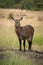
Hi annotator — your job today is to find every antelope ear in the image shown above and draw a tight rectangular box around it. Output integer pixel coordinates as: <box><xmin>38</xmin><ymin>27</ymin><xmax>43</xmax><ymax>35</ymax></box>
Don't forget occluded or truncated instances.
<box><xmin>20</xmin><ymin>17</ymin><xmax>23</xmax><ymax>20</ymax></box>
<box><xmin>11</xmin><ymin>16</ymin><xmax>15</xmax><ymax>21</ymax></box>
<box><xmin>10</xmin><ymin>16</ymin><xmax>16</xmax><ymax>21</ymax></box>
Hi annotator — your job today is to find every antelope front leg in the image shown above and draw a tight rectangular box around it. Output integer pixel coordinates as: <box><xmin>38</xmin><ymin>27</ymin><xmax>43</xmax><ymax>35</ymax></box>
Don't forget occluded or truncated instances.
<box><xmin>19</xmin><ymin>39</ymin><xmax>22</xmax><ymax>51</ymax></box>
<box><xmin>27</xmin><ymin>40</ymin><xmax>32</xmax><ymax>51</ymax></box>
<box><xmin>23</xmin><ymin>40</ymin><xmax>26</xmax><ymax>51</ymax></box>
<box><xmin>29</xmin><ymin>41</ymin><xmax>32</xmax><ymax>50</ymax></box>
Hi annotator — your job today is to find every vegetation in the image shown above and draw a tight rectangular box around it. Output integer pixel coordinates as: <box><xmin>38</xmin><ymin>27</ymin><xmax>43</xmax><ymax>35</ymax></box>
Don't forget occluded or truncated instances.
<box><xmin>0</xmin><ymin>12</ymin><xmax>43</xmax><ymax>50</ymax></box>
<box><xmin>0</xmin><ymin>0</ymin><xmax>43</xmax><ymax>10</ymax></box>
<box><xmin>0</xmin><ymin>25</ymin><xmax>43</xmax><ymax>49</ymax></box>
<box><xmin>0</xmin><ymin>10</ymin><xmax>43</xmax><ymax>65</ymax></box>
<box><xmin>0</xmin><ymin>51</ymin><xmax>37</xmax><ymax>65</ymax></box>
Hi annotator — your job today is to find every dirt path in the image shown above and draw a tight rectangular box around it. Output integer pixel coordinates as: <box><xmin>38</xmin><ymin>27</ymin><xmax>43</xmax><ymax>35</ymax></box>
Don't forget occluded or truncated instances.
<box><xmin>0</xmin><ymin>48</ymin><xmax>43</xmax><ymax>65</ymax></box>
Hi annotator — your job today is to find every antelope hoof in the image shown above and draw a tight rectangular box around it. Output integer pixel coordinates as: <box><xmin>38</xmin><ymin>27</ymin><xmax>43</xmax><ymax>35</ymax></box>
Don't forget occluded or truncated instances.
<box><xmin>24</xmin><ymin>49</ymin><xmax>26</xmax><ymax>52</ymax></box>
<box><xmin>19</xmin><ymin>49</ymin><xmax>22</xmax><ymax>51</ymax></box>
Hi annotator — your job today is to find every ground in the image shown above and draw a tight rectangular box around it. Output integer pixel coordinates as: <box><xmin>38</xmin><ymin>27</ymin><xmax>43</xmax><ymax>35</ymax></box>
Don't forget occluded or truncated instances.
<box><xmin>0</xmin><ymin>9</ymin><xmax>43</xmax><ymax>65</ymax></box>
<box><xmin>0</xmin><ymin>49</ymin><xmax>43</xmax><ymax>65</ymax></box>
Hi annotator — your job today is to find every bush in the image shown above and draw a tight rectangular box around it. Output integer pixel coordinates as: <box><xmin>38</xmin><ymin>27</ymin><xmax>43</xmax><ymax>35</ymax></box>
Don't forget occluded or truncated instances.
<box><xmin>0</xmin><ymin>0</ymin><xmax>43</xmax><ymax>10</ymax></box>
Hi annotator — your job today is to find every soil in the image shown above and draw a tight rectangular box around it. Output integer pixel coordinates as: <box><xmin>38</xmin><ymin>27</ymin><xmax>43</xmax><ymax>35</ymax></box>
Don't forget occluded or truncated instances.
<box><xmin>0</xmin><ymin>48</ymin><xmax>43</xmax><ymax>65</ymax></box>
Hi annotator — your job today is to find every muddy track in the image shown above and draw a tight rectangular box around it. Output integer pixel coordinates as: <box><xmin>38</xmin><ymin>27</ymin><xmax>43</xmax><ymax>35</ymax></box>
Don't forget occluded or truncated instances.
<box><xmin>0</xmin><ymin>48</ymin><xmax>43</xmax><ymax>65</ymax></box>
<box><xmin>0</xmin><ymin>48</ymin><xmax>43</xmax><ymax>59</ymax></box>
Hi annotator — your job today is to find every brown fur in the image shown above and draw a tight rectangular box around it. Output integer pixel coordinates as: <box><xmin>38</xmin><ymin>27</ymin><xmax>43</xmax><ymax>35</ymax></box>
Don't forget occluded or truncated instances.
<box><xmin>11</xmin><ymin>16</ymin><xmax>34</xmax><ymax>51</ymax></box>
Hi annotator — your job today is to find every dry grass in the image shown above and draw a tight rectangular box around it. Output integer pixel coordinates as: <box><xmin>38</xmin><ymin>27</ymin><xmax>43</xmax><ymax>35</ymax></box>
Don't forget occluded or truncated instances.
<box><xmin>0</xmin><ymin>9</ymin><xmax>43</xmax><ymax>65</ymax></box>
<box><xmin>0</xmin><ymin>9</ymin><xmax>43</xmax><ymax>50</ymax></box>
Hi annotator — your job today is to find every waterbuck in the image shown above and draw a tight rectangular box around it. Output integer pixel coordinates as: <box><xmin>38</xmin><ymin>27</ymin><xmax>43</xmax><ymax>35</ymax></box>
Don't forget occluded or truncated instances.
<box><xmin>10</xmin><ymin>15</ymin><xmax>34</xmax><ymax>51</ymax></box>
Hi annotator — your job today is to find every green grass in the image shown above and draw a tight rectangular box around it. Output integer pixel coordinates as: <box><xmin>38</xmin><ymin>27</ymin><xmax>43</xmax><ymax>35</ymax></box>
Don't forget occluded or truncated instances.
<box><xmin>0</xmin><ymin>27</ymin><xmax>18</xmax><ymax>49</ymax></box>
<box><xmin>33</xmin><ymin>33</ymin><xmax>43</xmax><ymax>45</ymax></box>
<box><xmin>0</xmin><ymin>24</ymin><xmax>43</xmax><ymax>49</ymax></box>
<box><xmin>0</xmin><ymin>51</ymin><xmax>37</xmax><ymax>65</ymax></box>
<box><xmin>33</xmin><ymin>27</ymin><xmax>43</xmax><ymax>45</ymax></box>
<box><xmin>0</xmin><ymin>20</ymin><xmax>43</xmax><ymax>65</ymax></box>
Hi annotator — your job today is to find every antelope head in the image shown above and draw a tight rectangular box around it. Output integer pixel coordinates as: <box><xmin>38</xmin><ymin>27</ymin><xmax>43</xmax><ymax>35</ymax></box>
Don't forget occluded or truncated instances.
<box><xmin>10</xmin><ymin>14</ymin><xmax>23</xmax><ymax>28</ymax></box>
